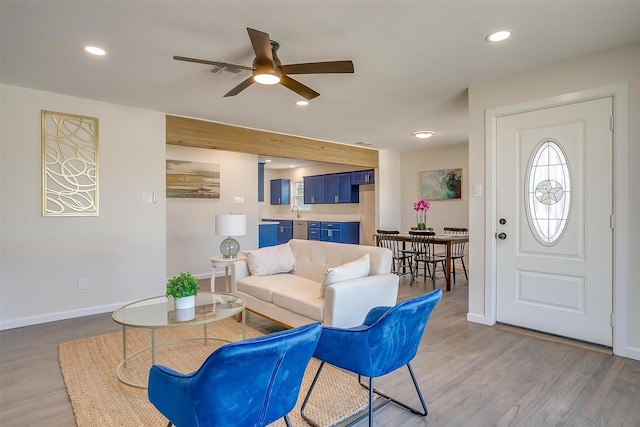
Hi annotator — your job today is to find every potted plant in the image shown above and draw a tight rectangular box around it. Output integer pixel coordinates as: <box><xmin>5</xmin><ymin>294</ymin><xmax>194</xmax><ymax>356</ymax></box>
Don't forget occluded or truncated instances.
<box><xmin>166</xmin><ymin>272</ymin><xmax>200</xmax><ymax>310</ymax></box>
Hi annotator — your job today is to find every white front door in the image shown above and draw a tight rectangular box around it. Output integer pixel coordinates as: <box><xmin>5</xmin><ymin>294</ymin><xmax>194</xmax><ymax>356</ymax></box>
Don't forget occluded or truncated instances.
<box><xmin>496</xmin><ymin>97</ymin><xmax>613</xmax><ymax>346</ymax></box>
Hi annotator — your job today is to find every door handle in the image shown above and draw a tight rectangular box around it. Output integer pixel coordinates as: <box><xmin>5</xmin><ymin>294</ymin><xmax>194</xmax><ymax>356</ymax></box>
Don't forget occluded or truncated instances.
<box><xmin>497</xmin><ymin>232</ymin><xmax>507</xmax><ymax>240</ymax></box>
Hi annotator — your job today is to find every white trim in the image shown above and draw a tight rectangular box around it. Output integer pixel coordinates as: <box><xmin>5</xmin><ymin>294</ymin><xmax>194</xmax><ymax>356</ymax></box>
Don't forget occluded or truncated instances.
<box><xmin>467</xmin><ymin>312</ymin><xmax>491</xmax><ymax>325</ymax></box>
<box><xmin>484</xmin><ymin>83</ymin><xmax>632</xmax><ymax>359</ymax></box>
<box><xmin>0</xmin><ymin>301</ymin><xmax>129</xmax><ymax>331</ymax></box>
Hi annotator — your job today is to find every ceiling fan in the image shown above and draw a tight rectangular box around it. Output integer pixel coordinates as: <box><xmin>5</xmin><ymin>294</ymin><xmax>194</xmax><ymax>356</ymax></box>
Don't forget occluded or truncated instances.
<box><xmin>173</xmin><ymin>27</ymin><xmax>354</xmax><ymax>100</ymax></box>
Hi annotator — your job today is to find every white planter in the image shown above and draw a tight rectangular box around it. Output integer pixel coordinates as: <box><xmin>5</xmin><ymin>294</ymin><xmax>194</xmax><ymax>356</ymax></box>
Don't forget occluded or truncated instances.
<box><xmin>175</xmin><ymin>306</ymin><xmax>195</xmax><ymax>321</ymax></box>
<box><xmin>174</xmin><ymin>295</ymin><xmax>195</xmax><ymax>310</ymax></box>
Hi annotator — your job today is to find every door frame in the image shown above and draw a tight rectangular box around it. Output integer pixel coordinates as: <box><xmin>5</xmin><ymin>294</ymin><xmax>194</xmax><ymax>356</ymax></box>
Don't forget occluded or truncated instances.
<box><xmin>483</xmin><ymin>83</ymin><xmax>630</xmax><ymax>358</ymax></box>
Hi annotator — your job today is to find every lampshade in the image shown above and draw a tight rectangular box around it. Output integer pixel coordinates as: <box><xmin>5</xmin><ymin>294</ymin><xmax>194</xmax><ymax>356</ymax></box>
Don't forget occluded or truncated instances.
<box><xmin>215</xmin><ymin>214</ymin><xmax>246</xmax><ymax>258</ymax></box>
<box><xmin>215</xmin><ymin>214</ymin><xmax>246</xmax><ymax>237</ymax></box>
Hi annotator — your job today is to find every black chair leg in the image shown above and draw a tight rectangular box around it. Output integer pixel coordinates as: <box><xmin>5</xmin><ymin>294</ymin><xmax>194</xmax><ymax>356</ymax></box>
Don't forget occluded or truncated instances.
<box><xmin>461</xmin><ymin>258</ymin><xmax>468</xmax><ymax>280</ymax></box>
<box><xmin>357</xmin><ymin>362</ymin><xmax>428</xmax><ymax>418</ymax></box>
<box><xmin>300</xmin><ymin>362</ymin><xmax>325</xmax><ymax>427</ymax></box>
<box><xmin>283</xmin><ymin>414</ymin><xmax>292</xmax><ymax>427</ymax></box>
<box><xmin>452</xmin><ymin>260</ymin><xmax>457</xmax><ymax>284</ymax></box>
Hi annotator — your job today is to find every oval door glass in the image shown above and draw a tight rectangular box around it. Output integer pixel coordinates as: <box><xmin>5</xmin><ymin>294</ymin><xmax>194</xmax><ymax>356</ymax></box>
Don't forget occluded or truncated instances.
<box><xmin>525</xmin><ymin>139</ymin><xmax>571</xmax><ymax>246</ymax></box>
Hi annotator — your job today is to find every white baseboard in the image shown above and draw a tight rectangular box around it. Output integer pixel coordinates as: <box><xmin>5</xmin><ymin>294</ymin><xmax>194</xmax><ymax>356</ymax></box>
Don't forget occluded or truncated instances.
<box><xmin>0</xmin><ymin>301</ymin><xmax>132</xmax><ymax>331</ymax></box>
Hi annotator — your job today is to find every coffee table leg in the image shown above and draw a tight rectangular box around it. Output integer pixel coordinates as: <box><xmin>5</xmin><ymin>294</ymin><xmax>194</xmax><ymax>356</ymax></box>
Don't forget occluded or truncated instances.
<box><xmin>151</xmin><ymin>328</ymin><xmax>156</xmax><ymax>366</ymax></box>
<box><xmin>241</xmin><ymin>307</ymin><xmax>246</xmax><ymax>339</ymax></box>
<box><xmin>122</xmin><ymin>325</ymin><xmax>127</xmax><ymax>367</ymax></box>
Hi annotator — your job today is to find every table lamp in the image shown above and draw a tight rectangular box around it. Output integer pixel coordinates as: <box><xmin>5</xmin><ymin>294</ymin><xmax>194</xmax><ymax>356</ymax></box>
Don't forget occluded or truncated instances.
<box><xmin>215</xmin><ymin>213</ymin><xmax>246</xmax><ymax>258</ymax></box>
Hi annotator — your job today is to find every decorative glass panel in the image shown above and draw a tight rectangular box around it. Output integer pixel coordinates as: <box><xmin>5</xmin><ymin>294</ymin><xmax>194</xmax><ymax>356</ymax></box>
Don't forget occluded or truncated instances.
<box><xmin>525</xmin><ymin>139</ymin><xmax>571</xmax><ymax>246</ymax></box>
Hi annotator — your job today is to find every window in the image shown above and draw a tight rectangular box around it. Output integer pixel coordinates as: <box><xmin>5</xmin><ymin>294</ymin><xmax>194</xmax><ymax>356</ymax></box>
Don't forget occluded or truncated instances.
<box><xmin>525</xmin><ymin>139</ymin><xmax>571</xmax><ymax>246</ymax></box>
<box><xmin>292</xmin><ymin>181</ymin><xmax>311</xmax><ymax>211</ymax></box>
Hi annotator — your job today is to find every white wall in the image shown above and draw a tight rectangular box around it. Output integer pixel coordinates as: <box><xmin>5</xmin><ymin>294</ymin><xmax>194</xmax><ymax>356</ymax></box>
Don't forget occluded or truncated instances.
<box><xmin>377</xmin><ymin>149</ymin><xmax>402</xmax><ymax>231</ymax></box>
<box><xmin>400</xmin><ymin>143</ymin><xmax>469</xmax><ymax>233</ymax></box>
<box><xmin>166</xmin><ymin>146</ymin><xmax>259</xmax><ymax>279</ymax></box>
<box><xmin>468</xmin><ymin>43</ymin><xmax>639</xmax><ymax>358</ymax></box>
<box><xmin>0</xmin><ymin>85</ymin><xmax>166</xmax><ymax>329</ymax></box>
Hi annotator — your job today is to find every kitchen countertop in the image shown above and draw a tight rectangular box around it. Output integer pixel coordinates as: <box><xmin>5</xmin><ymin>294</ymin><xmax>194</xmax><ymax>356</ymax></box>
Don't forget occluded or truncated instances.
<box><xmin>261</xmin><ymin>215</ymin><xmax>362</xmax><ymax>222</ymax></box>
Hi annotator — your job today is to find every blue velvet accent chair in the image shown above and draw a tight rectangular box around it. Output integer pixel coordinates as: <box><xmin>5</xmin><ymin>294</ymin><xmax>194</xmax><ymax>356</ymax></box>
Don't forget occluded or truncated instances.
<box><xmin>301</xmin><ymin>289</ymin><xmax>442</xmax><ymax>427</ymax></box>
<box><xmin>148</xmin><ymin>322</ymin><xmax>322</xmax><ymax>427</ymax></box>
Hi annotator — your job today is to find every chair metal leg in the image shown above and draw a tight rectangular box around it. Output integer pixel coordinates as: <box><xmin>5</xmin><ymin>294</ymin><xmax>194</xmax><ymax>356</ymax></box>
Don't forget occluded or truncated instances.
<box><xmin>358</xmin><ymin>362</ymin><xmax>428</xmax><ymax>417</ymax></box>
<box><xmin>283</xmin><ymin>414</ymin><xmax>292</xmax><ymax>427</ymax></box>
<box><xmin>300</xmin><ymin>361</ymin><xmax>326</xmax><ymax>427</ymax></box>
<box><xmin>461</xmin><ymin>257</ymin><xmax>468</xmax><ymax>280</ymax></box>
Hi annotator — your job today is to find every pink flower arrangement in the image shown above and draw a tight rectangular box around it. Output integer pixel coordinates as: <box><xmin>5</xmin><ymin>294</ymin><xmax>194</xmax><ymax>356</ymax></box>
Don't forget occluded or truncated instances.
<box><xmin>413</xmin><ymin>199</ymin><xmax>430</xmax><ymax>230</ymax></box>
<box><xmin>413</xmin><ymin>199</ymin><xmax>431</xmax><ymax>212</ymax></box>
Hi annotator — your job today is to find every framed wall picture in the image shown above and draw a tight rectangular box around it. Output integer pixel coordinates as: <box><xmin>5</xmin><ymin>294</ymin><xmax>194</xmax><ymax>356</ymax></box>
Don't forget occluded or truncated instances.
<box><xmin>421</xmin><ymin>168</ymin><xmax>462</xmax><ymax>200</ymax></box>
<box><xmin>166</xmin><ymin>160</ymin><xmax>220</xmax><ymax>198</ymax></box>
<box><xmin>42</xmin><ymin>110</ymin><xmax>99</xmax><ymax>216</ymax></box>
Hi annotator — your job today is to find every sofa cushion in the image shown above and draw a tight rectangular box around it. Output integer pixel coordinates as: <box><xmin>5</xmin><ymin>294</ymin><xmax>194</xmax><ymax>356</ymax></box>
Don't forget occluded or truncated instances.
<box><xmin>245</xmin><ymin>244</ymin><xmax>296</xmax><ymax>276</ymax></box>
<box><xmin>272</xmin><ymin>284</ymin><xmax>324</xmax><ymax>322</ymax></box>
<box><xmin>321</xmin><ymin>253</ymin><xmax>370</xmax><ymax>297</ymax></box>
<box><xmin>237</xmin><ymin>273</ymin><xmax>319</xmax><ymax>303</ymax></box>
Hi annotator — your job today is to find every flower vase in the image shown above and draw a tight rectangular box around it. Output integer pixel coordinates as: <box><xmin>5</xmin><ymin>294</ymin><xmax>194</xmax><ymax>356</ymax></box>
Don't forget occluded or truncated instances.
<box><xmin>416</xmin><ymin>211</ymin><xmax>426</xmax><ymax>230</ymax></box>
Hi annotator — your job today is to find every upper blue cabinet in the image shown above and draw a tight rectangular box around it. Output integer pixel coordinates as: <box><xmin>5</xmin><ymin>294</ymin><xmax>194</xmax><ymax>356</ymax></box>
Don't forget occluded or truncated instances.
<box><xmin>325</xmin><ymin>173</ymin><xmax>359</xmax><ymax>204</ymax></box>
<box><xmin>303</xmin><ymin>175</ymin><xmax>325</xmax><ymax>204</ymax></box>
<box><xmin>270</xmin><ymin>179</ymin><xmax>290</xmax><ymax>205</ymax></box>
<box><xmin>351</xmin><ymin>169</ymin><xmax>375</xmax><ymax>185</ymax></box>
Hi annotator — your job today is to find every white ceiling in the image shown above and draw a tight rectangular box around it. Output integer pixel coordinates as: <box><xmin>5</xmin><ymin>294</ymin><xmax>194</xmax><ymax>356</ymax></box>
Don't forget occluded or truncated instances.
<box><xmin>2</xmin><ymin>1</ymin><xmax>639</xmax><ymax>154</ymax></box>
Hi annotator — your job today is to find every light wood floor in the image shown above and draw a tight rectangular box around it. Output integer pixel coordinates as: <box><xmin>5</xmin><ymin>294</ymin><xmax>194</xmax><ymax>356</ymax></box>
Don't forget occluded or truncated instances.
<box><xmin>1</xmin><ymin>274</ymin><xmax>639</xmax><ymax>426</ymax></box>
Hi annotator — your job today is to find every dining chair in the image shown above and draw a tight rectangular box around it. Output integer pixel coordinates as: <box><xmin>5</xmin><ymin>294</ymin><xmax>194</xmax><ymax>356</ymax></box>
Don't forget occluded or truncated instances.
<box><xmin>443</xmin><ymin>227</ymin><xmax>468</xmax><ymax>284</ymax></box>
<box><xmin>408</xmin><ymin>230</ymin><xmax>446</xmax><ymax>289</ymax></box>
<box><xmin>301</xmin><ymin>289</ymin><xmax>442</xmax><ymax>427</ymax></box>
<box><xmin>376</xmin><ymin>229</ymin><xmax>413</xmax><ymax>280</ymax></box>
<box><xmin>148</xmin><ymin>323</ymin><xmax>322</xmax><ymax>427</ymax></box>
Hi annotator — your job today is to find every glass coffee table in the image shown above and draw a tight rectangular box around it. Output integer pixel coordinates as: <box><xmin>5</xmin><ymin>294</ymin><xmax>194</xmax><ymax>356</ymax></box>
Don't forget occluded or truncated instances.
<box><xmin>112</xmin><ymin>292</ymin><xmax>245</xmax><ymax>388</ymax></box>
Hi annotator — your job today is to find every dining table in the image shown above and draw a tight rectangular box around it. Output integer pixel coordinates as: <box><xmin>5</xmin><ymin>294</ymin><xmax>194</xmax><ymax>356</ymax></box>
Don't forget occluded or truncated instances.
<box><xmin>390</xmin><ymin>232</ymin><xmax>469</xmax><ymax>291</ymax></box>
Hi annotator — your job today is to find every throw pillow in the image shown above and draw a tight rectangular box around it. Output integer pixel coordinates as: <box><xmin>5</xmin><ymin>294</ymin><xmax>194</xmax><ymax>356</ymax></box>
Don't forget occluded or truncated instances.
<box><xmin>245</xmin><ymin>244</ymin><xmax>296</xmax><ymax>276</ymax></box>
<box><xmin>321</xmin><ymin>253</ymin><xmax>370</xmax><ymax>298</ymax></box>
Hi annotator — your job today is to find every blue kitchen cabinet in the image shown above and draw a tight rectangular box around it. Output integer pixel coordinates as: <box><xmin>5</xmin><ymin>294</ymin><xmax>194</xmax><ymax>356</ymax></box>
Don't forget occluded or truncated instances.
<box><xmin>303</xmin><ymin>175</ymin><xmax>325</xmax><ymax>204</ymax></box>
<box><xmin>320</xmin><ymin>222</ymin><xmax>360</xmax><ymax>244</ymax></box>
<box><xmin>258</xmin><ymin>222</ymin><xmax>277</xmax><ymax>247</ymax></box>
<box><xmin>270</xmin><ymin>179</ymin><xmax>290</xmax><ymax>205</ymax></box>
<box><xmin>325</xmin><ymin>173</ymin><xmax>359</xmax><ymax>204</ymax></box>
<box><xmin>263</xmin><ymin>219</ymin><xmax>293</xmax><ymax>244</ymax></box>
<box><xmin>351</xmin><ymin>169</ymin><xmax>375</xmax><ymax>185</ymax></box>
<box><xmin>308</xmin><ymin>221</ymin><xmax>321</xmax><ymax>240</ymax></box>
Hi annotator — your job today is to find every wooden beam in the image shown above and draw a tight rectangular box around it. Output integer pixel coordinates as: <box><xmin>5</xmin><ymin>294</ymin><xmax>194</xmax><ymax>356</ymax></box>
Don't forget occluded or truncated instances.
<box><xmin>166</xmin><ymin>115</ymin><xmax>378</xmax><ymax>168</ymax></box>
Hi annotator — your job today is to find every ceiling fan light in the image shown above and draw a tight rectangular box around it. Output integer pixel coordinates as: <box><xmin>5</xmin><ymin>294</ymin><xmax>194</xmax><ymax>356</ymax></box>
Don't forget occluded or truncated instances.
<box><xmin>413</xmin><ymin>131</ymin><xmax>435</xmax><ymax>139</ymax></box>
<box><xmin>253</xmin><ymin>68</ymin><xmax>281</xmax><ymax>85</ymax></box>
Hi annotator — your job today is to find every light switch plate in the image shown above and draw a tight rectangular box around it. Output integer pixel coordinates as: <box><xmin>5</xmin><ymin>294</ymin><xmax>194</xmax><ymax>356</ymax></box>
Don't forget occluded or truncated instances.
<box><xmin>473</xmin><ymin>184</ymin><xmax>482</xmax><ymax>198</ymax></box>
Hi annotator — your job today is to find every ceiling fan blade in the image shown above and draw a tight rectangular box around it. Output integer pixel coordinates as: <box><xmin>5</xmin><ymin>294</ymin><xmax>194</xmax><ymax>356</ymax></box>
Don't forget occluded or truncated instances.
<box><xmin>223</xmin><ymin>76</ymin><xmax>255</xmax><ymax>97</ymax></box>
<box><xmin>247</xmin><ymin>28</ymin><xmax>273</xmax><ymax>67</ymax></box>
<box><xmin>173</xmin><ymin>56</ymin><xmax>253</xmax><ymax>71</ymax></box>
<box><xmin>280</xmin><ymin>75</ymin><xmax>320</xmax><ymax>100</ymax></box>
<box><xmin>280</xmin><ymin>60</ymin><xmax>354</xmax><ymax>75</ymax></box>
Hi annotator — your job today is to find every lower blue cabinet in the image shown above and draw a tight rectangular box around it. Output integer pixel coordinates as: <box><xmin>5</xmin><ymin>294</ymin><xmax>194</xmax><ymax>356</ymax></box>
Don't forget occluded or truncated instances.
<box><xmin>320</xmin><ymin>222</ymin><xmax>359</xmax><ymax>244</ymax></box>
<box><xmin>258</xmin><ymin>223</ymin><xmax>277</xmax><ymax>248</ymax></box>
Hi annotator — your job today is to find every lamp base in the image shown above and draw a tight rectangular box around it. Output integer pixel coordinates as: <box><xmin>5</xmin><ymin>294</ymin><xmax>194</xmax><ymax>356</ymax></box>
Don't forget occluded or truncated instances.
<box><xmin>220</xmin><ymin>237</ymin><xmax>240</xmax><ymax>258</ymax></box>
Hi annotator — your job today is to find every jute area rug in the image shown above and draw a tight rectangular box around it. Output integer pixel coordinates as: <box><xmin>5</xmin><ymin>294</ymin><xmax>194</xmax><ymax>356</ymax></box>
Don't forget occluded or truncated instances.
<box><xmin>59</xmin><ymin>318</ymin><xmax>371</xmax><ymax>427</ymax></box>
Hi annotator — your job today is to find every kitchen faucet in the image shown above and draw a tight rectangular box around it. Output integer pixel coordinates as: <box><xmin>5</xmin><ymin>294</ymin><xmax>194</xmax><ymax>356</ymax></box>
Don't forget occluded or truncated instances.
<box><xmin>293</xmin><ymin>205</ymin><xmax>300</xmax><ymax>218</ymax></box>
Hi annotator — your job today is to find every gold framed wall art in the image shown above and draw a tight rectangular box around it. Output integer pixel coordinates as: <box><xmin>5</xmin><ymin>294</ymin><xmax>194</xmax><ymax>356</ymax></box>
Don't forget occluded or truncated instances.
<box><xmin>42</xmin><ymin>110</ymin><xmax>99</xmax><ymax>216</ymax></box>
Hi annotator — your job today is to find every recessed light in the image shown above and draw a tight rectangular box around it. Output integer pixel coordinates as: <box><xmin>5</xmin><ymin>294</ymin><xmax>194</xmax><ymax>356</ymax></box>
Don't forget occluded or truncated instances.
<box><xmin>412</xmin><ymin>131</ymin><xmax>435</xmax><ymax>139</ymax></box>
<box><xmin>83</xmin><ymin>46</ymin><xmax>106</xmax><ymax>56</ymax></box>
<box><xmin>265</xmin><ymin>159</ymin><xmax>272</xmax><ymax>163</ymax></box>
<box><xmin>296</xmin><ymin>100</ymin><xmax>309</xmax><ymax>106</ymax></box>
<box><xmin>486</xmin><ymin>30</ymin><xmax>511</xmax><ymax>42</ymax></box>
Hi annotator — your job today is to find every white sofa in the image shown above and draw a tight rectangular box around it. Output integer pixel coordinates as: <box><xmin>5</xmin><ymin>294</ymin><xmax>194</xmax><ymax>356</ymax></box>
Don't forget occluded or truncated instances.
<box><xmin>230</xmin><ymin>239</ymin><xmax>399</xmax><ymax>328</ymax></box>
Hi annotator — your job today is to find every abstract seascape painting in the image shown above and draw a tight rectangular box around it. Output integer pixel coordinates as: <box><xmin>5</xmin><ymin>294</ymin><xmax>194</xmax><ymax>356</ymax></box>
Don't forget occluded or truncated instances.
<box><xmin>166</xmin><ymin>160</ymin><xmax>220</xmax><ymax>199</ymax></box>
<box><xmin>421</xmin><ymin>168</ymin><xmax>462</xmax><ymax>200</ymax></box>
